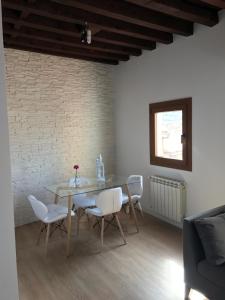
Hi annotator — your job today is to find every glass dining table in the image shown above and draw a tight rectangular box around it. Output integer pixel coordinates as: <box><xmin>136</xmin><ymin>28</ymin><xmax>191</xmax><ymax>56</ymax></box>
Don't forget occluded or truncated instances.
<box><xmin>45</xmin><ymin>175</ymin><xmax>139</xmax><ymax>256</ymax></box>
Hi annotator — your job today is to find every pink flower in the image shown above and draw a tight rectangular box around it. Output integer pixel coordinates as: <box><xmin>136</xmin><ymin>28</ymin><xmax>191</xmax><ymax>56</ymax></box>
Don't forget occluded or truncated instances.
<box><xmin>73</xmin><ymin>164</ymin><xmax>79</xmax><ymax>170</ymax></box>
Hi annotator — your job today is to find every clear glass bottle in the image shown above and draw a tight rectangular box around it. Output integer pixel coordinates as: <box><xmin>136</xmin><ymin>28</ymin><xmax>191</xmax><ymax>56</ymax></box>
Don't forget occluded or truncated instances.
<box><xmin>96</xmin><ymin>154</ymin><xmax>105</xmax><ymax>182</ymax></box>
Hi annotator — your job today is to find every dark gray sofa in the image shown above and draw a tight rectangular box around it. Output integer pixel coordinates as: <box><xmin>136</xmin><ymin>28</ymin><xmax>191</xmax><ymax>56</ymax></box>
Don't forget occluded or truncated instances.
<box><xmin>183</xmin><ymin>205</ymin><xmax>225</xmax><ymax>300</ymax></box>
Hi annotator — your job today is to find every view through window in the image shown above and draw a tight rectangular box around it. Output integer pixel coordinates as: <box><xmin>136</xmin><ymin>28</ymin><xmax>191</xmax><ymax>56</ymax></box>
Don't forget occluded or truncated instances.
<box><xmin>149</xmin><ymin>98</ymin><xmax>192</xmax><ymax>171</ymax></box>
<box><xmin>155</xmin><ymin>110</ymin><xmax>183</xmax><ymax>160</ymax></box>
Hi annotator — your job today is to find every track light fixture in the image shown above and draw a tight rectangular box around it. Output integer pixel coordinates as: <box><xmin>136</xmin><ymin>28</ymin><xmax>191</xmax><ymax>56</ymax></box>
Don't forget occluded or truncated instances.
<box><xmin>80</xmin><ymin>22</ymin><xmax>92</xmax><ymax>45</ymax></box>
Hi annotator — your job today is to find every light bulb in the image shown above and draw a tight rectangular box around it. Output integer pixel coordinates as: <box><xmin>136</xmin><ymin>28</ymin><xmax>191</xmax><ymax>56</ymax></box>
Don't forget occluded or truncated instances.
<box><xmin>87</xmin><ymin>29</ymin><xmax>92</xmax><ymax>44</ymax></box>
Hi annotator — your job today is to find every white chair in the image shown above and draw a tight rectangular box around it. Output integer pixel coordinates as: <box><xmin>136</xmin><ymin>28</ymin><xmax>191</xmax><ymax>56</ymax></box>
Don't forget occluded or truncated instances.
<box><xmin>71</xmin><ymin>176</ymin><xmax>96</xmax><ymax>210</ymax></box>
<box><xmin>28</xmin><ymin>195</ymin><xmax>75</xmax><ymax>254</ymax></box>
<box><xmin>86</xmin><ymin>187</ymin><xmax>126</xmax><ymax>246</ymax></box>
<box><xmin>71</xmin><ymin>177</ymin><xmax>97</xmax><ymax>235</ymax></box>
<box><xmin>123</xmin><ymin>175</ymin><xmax>144</xmax><ymax>217</ymax></box>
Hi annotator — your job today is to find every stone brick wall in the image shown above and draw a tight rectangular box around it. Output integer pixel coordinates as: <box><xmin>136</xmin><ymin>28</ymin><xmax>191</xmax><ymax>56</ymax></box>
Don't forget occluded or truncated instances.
<box><xmin>5</xmin><ymin>49</ymin><xmax>115</xmax><ymax>226</ymax></box>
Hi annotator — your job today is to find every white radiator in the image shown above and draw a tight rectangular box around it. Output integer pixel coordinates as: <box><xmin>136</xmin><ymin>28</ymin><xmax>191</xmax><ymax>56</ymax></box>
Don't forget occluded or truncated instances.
<box><xmin>149</xmin><ymin>176</ymin><xmax>186</xmax><ymax>226</ymax></box>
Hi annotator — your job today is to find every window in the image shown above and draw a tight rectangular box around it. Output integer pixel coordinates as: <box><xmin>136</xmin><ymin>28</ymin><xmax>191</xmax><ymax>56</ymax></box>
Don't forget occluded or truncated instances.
<box><xmin>149</xmin><ymin>98</ymin><xmax>192</xmax><ymax>171</ymax></box>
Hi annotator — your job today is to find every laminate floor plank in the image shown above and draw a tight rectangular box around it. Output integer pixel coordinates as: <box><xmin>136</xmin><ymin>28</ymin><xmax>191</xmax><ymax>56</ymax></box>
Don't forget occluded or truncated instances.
<box><xmin>15</xmin><ymin>214</ymin><xmax>207</xmax><ymax>300</ymax></box>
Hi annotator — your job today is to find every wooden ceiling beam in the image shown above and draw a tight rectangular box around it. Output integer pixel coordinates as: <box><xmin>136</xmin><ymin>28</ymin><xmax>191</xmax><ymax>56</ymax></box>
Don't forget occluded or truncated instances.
<box><xmin>200</xmin><ymin>0</ymin><xmax>225</xmax><ymax>8</ymax></box>
<box><xmin>3</xmin><ymin>23</ymin><xmax>135</xmax><ymax>57</ymax></box>
<box><xmin>126</xmin><ymin>0</ymin><xmax>218</xmax><ymax>26</ymax></box>
<box><xmin>4</xmin><ymin>43</ymin><xmax>119</xmax><ymax>65</ymax></box>
<box><xmin>52</xmin><ymin>0</ymin><xmax>193</xmax><ymax>36</ymax></box>
<box><xmin>4</xmin><ymin>16</ymin><xmax>152</xmax><ymax>51</ymax></box>
<box><xmin>4</xmin><ymin>35</ymin><xmax>129</xmax><ymax>61</ymax></box>
<box><xmin>13</xmin><ymin>0</ymin><xmax>37</xmax><ymax>31</ymax></box>
<box><xmin>2</xmin><ymin>0</ymin><xmax>173</xmax><ymax>44</ymax></box>
<box><xmin>3</xmin><ymin>25</ymin><xmax>130</xmax><ymax>61</ymax></box>
<box><xmin>2</xmin><ymin>11</ymin><xmax>155</xmax><ymax>51</ymax></box>
<box><xmin>3</xmin><ymin>11</ymin><xmax>142</xmax><ymax>56</ymax></box>
<box><xmin>94</xmin><ymin>31</ymin><xmax>156</xmax><ymax>50</ymax></box>
<box><xmin>14</xmin><ymin>10</ymin><xmax>29</xmax><ymax>30</ymax></box>
<box><xmin>4</xmin><ymin>36</ymin><xmax>120</xmax><ymax>64</ymax></box>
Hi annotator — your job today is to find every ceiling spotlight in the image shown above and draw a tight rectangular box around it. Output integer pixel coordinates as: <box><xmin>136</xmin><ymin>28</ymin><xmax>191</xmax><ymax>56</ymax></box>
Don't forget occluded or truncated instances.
<box><xmin>86</xmin><ymin>28</ymin><xmax>92</xmax><ymax>45</ymax></box>
<box><xmin>80</xmin><ymin>22</ymin><xmax>92</xmax><ymax>45</ymax></box>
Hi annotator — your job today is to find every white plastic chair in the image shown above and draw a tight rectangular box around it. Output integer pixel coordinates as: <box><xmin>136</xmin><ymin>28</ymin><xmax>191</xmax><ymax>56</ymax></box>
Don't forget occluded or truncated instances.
<box><xmin>86</xmin><ymin>187</ymin><xmax>126</xmax><ymax>246</ymax></box>
<box><xmin>70</xmin><ymin>177</ymin><xmax>97</xmax><ymax>235</ymax></box>
<box><xmin>71</xmin><ymin>177</ymin><xmax>96</xmax><ymax>210</ymax></box>
<box><xmin>122</xmin><ymin>175</ymin><xmax>144</xmax><ymax>217</ymax></box>
<box><xmin>70</xmin><ymin>177</ymin><xmax>96</xmax><ymax>210</ymax></box>
<box><xmin>28</xmin><ymin>195</ymin><xmax>75</xmax><ymax>254</ymax></box>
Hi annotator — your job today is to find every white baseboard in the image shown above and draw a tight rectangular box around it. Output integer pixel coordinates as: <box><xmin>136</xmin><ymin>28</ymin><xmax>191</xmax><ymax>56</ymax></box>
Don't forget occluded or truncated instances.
<box><xmin>143</xmin><ymin>206</ymin><xmax>183</xmax><ymax>229</ymax></box>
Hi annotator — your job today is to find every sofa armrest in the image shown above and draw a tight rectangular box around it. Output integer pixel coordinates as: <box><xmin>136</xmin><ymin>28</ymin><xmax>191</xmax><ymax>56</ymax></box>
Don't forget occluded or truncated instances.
<box><xmin>183</xmin><ymin>205</ymin><xmax>225</xmax><ymax>284</ymax></box>
<box><xmin>183</xmin><ymin>218</ymin><xmax>205</xmax><ymax>282</ymax></box>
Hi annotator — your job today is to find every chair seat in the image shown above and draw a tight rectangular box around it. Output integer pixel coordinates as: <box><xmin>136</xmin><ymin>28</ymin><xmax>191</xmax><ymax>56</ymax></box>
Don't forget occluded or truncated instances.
<box><xmin>44</xmin><ymin>204</ymin><xmax>75</xmax><ymax>223</ymax></box>
<box><xmin>86</xmin><ymin>207</ymin><xmax>103</xmax><ymax>217</ymax></box>
<box><xmin>73</xmin><ymin>194</ymin><xmax>96</xmax><ymax>209</ymax></box>
<box><xmin>122</xmin><ymin>193</ymin><xmax>141</xmax><ymax>204</ymax></box>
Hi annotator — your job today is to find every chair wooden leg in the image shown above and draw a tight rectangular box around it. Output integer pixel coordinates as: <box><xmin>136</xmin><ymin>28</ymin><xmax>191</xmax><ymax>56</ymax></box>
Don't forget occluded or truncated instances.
<box><xmin>126</xmin><ymin>204</ymin><xmax>130</xmax><ymax>215</ymax></box>
<box><xmin>36</xmin><ymin>222</ymin><xmax>44</xmax><ymax>245</ymax></box>
<box><xmin>137</xmin><ymin>201</ymin><xmax>144</xmax><ymax>218</ymax></box>
<box><xmin>125</xmin><ymin>184</ymin><xmax>139</xmax><ymax>232</ymax></box>
<box><xmin>185</xmin><ymin>284</ymin><xmax>191</xmax><ymax>299</ymax></box>
<box><xmin>45</xmin><ymin>223</ymin><xmax>51</xmax><ymax>256</ymax></box>
<box><xmin>101</xmin><ymin>217</ymin><xmax>104</xmax><ymax>247</ymax></box>
<box><xmin>66</xmin><ymin>194</ymin><xmax>72</xmax><ymax>257</ymax></box>
<box><xmin>86</xmin><ymin>213</ymin><xmax>91</xmax><ymax>229</ymax></box>
<box><xmin>115</xmin><ymin>213</ymin><xmax>127</xmax><ymax>245</ymax></box>
<box><xmin>76</xmin><ymin>207</ymin><xmax>80</xmax><ymax>236</ymax></box>
<box><xmin>123</xmin><ymin>204</ymin><xmax>129</xmax><ymax>215</ymax></box>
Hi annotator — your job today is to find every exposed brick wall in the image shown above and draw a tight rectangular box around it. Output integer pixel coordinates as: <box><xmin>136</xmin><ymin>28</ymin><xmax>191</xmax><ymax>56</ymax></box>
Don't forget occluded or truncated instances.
<box><xmin>5</xmin><ymin>49</ymin><xmax>115</xmax><ymax>226</ymax></box>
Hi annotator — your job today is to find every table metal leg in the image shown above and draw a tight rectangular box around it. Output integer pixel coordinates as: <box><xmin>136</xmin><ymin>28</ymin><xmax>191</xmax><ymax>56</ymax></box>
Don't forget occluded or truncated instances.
<box><xmin>125</xmin><ymin>183</ymin><xmax>139</xmax><ymax>233</ymax></box>
<box><xmin>45</xmin><ymin>223</ymin><xmax>51</xmax><ymax>256</ymax></box>
<box><xmin>54</xmin><ymin>193</ymin><xmax>59</xmax><ymax>204</ymax></box>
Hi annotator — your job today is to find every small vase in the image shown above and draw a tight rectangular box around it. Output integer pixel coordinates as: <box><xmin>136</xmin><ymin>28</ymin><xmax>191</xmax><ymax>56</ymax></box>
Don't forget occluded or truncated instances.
<box><xmin>74</xmin><ymin>175</ymin><xmax>77</xmax><ymax>187</ymax></box>
<box><xmin>74</xmin><ymin>175</ymin><xmax>80</xmax><ymax>187</ymax></box>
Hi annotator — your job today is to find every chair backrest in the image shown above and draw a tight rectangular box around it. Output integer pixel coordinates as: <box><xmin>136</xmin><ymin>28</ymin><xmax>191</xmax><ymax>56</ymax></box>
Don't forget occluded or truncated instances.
<box><xmin>127</xmin><ymin>175</ymin><xmax>143</xmax><ymax>197</ymax></box>
<box><xmin>96</xmin><ymin>187</ymin><xmax>122</xmax><ymax>215</ymax></box>
<box><xmin>27</xmin><ymin>195</ymin><xmax>48</xmax><ymax>222</ymax></box>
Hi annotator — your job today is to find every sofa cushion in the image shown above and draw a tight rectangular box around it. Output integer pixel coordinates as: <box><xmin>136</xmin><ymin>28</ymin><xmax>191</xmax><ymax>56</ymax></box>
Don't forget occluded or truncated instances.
<box><xmin>194</xmin><ymin>213</ymin><xmax>225</xmax><ymax>266</ymax></box>
<box><xmin>198</xmin><ymin>259</ymin><xmax>225</xmax><ymax>290</ymax></box>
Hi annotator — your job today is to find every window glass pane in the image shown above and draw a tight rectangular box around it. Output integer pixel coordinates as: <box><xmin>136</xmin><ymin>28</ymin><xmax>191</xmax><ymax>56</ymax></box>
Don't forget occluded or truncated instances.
<box><xmin>155</xmin><ymin>110</ymin><xmax>183</xmax><ymax>160</ymax></box>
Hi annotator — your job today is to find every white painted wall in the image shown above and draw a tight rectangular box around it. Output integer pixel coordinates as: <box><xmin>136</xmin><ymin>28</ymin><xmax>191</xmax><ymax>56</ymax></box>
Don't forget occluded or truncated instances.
<box><xmin>0</xmin><ymin>2</ymin><xmax>19</xmax><ymax>299</ymax></box>
<box><xmin>113</xmin><ymin>12</ymin><xmax>225</xmax><ymax>217</ymax></box>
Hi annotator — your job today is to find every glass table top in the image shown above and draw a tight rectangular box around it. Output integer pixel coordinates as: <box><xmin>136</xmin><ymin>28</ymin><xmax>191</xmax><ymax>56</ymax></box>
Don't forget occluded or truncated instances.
<box><xmin>45</xmin><ymin>175</ymin><xmax>138</xmax><ymax>198</ymax></box>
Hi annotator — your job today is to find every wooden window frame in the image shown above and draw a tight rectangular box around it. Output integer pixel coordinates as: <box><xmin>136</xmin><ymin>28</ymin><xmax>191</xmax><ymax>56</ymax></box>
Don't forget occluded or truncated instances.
<box><xmin>149</xmin><ymin>98</ymin><xmax>192</xmax><ymax>171</ymax></box>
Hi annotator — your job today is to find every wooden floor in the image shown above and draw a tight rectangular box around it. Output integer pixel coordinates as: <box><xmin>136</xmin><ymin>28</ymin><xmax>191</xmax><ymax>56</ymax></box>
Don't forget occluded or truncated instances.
<box><xmin>16</xmin><ymin>213</ymin><xmax>207</xmax><ymax>300</ymax></box>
